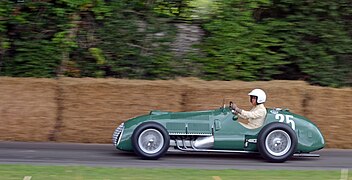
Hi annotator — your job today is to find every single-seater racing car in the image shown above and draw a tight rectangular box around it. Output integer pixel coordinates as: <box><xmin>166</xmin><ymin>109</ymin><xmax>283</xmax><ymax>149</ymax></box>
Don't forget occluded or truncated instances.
<box><xmin>112</xmin><ymin>102</ymin><xmax>325</xmax><ymax>162</ymax></box>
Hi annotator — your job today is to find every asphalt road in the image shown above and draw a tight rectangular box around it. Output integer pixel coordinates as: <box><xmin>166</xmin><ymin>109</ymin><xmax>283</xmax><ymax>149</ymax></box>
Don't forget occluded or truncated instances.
<box><xmin>0</xmin><ymin>142</ymin><xmax>351</xmax><ymax>170</ymax></box>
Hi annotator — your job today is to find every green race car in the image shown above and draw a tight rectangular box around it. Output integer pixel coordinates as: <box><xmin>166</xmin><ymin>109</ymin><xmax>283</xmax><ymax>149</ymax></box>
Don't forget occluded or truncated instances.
<box><xmin>112</xmin><ymin>103</ymin><xmax>325</xmax><ymax>163</ymax></box>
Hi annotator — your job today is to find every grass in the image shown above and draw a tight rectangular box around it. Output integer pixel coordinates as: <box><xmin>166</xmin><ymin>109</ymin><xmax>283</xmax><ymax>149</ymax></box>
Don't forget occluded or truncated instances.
<box><xmin>0</xmin><ymin>164</ymin><xmax>342</xmax><ymax>180</ymax></box>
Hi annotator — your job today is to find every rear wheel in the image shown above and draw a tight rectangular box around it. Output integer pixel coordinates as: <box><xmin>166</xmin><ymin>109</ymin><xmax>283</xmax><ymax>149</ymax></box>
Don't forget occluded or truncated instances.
<box><xmin>257</xmin><ymin>122</ymin><xmax>297</xmax><ymax>163</ymax></box>
<box><xmin>132</xmin><ymin>122</ymin><xmax>170</xmax><ymax>160</ymax></box>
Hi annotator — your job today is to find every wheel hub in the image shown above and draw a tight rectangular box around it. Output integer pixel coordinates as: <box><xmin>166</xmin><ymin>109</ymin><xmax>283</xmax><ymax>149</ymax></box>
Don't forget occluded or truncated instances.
<box><xmin>273</xmin><ymin>138</ymin><xmax>282</xmax><ymax>146</ymax></box>
<box><xmin>265</xmin><ymin>130</ymin><xmax>292</xmax><ymax>156</ymax></box>
<box><xmin>138</xmin><ymin>129</ymin><xmax>164</xmax><ymax>154</ymax></box>
<box><xmin>147</xmin><ymin>139</ymin><xmax>154</xmax><ymax>147</ymax></box>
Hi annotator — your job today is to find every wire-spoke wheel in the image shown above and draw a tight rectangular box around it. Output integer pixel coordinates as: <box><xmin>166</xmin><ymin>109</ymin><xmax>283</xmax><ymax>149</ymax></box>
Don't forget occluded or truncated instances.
<box><xmin>258</xmin><ymin>122</ymin><xmax>297</xmax><ymax>163</ymax></box>
<box><xmin>138</xmin><ymin>129</ymin><xmax>164</xmax><ymax>154</ymax></box>
<box><xmin>132</xmin><ymin>122</ymin><xmax>170</xmax><ymax>160</ymax></box>
<box><xmin>265</xmin><ymin>130</ymin><xmax>291</xmax><ymax>156</ymax></box>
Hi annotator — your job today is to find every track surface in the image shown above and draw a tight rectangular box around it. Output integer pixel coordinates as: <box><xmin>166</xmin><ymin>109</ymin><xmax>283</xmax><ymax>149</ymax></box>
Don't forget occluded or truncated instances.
<box><xmin>0</xmin><ymin>142</ymin><xmax>351</xmax><ymax>170</ymax></box>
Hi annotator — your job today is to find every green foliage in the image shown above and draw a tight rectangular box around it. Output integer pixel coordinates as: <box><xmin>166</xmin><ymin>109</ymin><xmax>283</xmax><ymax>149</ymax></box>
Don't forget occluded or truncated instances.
<box><xmin>198</xmin><ymin>0</ymin><xmax>288</xmax><ymax>81</ymax></box>
<box><xmin>0</xmin><ymin>0</ymin><xmax>351</xmax><ymax>87</ymax></box>
<box><xmin>264</xmin><ymin>0</ymin><xmax>352</xmax><ymax>87</ymax></box>
<box><xmin>197</xmin><ymin>0</ymin><xmax>352</xmax><ymax>86</ymax></box>
<box><xmin>2</xmin><ymin>40</ymin><xmax>60</xmax><ymax>77</ymax></box>
<box><xmin>1</xmin><ymin>1</ymin><xmax>66</xmax><ymax>77</ymax></box>
<box><xmin>0</xmin><ymin>1</ymin><xmax>13</xmax><ymax>70</ymax></box>
<box><xmin>89</xmin><ymin>48</ymin><xmax>105</xmax><ymax>65</ymax></box>
<box><xmin>153</xmin><ymin>0</ymin><xmax>194</xmax><ymax>19</ymax></box>
<box><xmin>69</xmin><ymin>0</ymin><xmax>176</xmax><ymax>79</ymax></box>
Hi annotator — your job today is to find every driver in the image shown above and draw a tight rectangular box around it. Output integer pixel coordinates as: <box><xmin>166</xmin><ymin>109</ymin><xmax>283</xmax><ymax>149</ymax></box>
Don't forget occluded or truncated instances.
<box><xmin>231</xmin><ymin>89</ymin><xmax>267</xmax><ymax>129</ymax></box>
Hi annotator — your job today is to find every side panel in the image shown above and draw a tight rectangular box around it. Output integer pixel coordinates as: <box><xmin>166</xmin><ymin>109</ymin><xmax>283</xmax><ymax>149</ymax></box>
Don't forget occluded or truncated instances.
<box><xmin>166</xmin><ymin>112</ymin><xmax>212</xmax><ymax>135</ymax></box>
<box><xmin>212</xmin><ymin>109</ymin><xmax>260</xmax><ymax>150</ymax></box>
<box><xmin>116</xmin><ymin>111</ymin><xmax>214</xmax><ymax>151</ymax></box>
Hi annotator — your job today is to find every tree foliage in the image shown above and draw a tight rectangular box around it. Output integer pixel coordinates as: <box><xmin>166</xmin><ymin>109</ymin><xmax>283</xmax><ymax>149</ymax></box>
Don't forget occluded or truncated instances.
<box><xmin>198</xmin><ymin>0</ymin><xmax>288</xmax><ymax>81</ymax></box>
<box><xmin>264</xmin><ymin>0</ymin><xmax>352</xmax><ymax>87</ymax></box>
<box><xmin>198</xmin><ymin>0</ymin><xmax>352</xmax><ymax>86</ymax></box>
<box><xmin>0</xmin><ymin>0</ymin><xmax>351</xmax><ymax>87</ymax></box>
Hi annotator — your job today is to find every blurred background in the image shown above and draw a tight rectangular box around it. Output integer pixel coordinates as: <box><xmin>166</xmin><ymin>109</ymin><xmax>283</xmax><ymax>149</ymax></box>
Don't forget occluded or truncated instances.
<box><xmin>0</xmin><ymin>0</ymin><xmax>351</xmax><ymax>148</ymax></box>
<box><xmin>0</xmin><ymin>0</ymin><xmax>351</xmax><ymax>87</ymax></box>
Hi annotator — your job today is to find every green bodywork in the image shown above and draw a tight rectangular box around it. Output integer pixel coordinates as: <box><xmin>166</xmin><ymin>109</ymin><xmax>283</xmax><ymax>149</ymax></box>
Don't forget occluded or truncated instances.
<box><xmin>115</xmin><ymin>107</ymin><xmax>325</xmax><ymax>153</ymax></box>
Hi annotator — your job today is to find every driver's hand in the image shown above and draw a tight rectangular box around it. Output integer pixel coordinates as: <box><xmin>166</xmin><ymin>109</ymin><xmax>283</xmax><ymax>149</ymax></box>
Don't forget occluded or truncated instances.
<box><xmin>231</xmin><ymin>109</ymin><xmax>237</xmax><ymax>114</ymax></box>
<box><xmin>232</xmin><ymin>103</ymin><xmax>238</xmax><ymax>110</ymax></box>
<box><xmin>232</xmin><ymin>103</ymin><xmax>242</xmax><ymax>114</ymax></box>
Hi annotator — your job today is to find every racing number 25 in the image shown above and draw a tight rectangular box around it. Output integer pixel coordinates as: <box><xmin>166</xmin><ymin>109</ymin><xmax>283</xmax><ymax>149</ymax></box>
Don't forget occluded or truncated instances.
<box><xmin>275</xmin><ymin>114</ymin><xmax>296</xmax><ymax>130</ymax></box>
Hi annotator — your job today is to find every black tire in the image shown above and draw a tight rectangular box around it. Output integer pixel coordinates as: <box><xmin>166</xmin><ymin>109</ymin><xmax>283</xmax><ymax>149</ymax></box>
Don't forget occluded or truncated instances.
<box><xmin>257</xmin><ymin>122</ymin><xmax>297</xmax><ymax>163</ymax></box>
<box><xmin>132</xmin><ymin>122</ymin><xmax>170</xmax><ymax>160</ymax></box>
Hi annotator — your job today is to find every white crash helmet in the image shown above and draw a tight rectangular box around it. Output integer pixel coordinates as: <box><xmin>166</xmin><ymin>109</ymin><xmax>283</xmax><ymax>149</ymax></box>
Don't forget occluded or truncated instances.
<box><xmin>248</xmin><ymin>89</ymin><xmax>266</xmax><ymax>104</ymax></box>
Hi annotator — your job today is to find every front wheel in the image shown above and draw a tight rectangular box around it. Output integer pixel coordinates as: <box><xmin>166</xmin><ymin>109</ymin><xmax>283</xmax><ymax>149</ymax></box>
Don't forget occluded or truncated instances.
<box><xmin>132</xmin><ymin>122</ymin><xmax>170</xmax><ymax>160</ymax></box>
<box><xmin>257</xmin><ymin>122</ymin><xmax>297</xmax><ymax>163</ymax></box>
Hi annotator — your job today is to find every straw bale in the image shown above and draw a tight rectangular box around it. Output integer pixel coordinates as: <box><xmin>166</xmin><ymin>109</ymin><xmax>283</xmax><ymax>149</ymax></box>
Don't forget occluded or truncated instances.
<box><xmin>0</xmin><ymin>77</ymin><xmax>57</xmax><ymax>141</ymax></box>
<box><xmin>305</xmin><ymin>86</ymin><xmax>352</xmax><ymax>148</ymax></box>
<box><xmin>0</xmin><ymin>77</ymin><xmax>351</xmax><ymax>149</ymax></box>
<box><xmin>179</xmin><ymin>78</ymin><xmax>306</xmax><ymax>115</ymax></box>
<box><xmin>57</xmin><ymin>78</ymin><xmax>184</xmax><ymax>143</ymax></box>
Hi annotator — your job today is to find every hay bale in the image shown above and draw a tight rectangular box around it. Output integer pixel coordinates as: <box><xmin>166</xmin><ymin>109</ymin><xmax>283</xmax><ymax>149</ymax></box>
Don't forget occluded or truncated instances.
<box><xmin>178</xmin><ymin>78</ymin><xmax>306</xmax><ymax>115</ymax></box>
<box><xmin>57</xmin><ymin>78</ymin><xmax>184</xmax><ymax>143</ymax></box>
<box><xmin>305</xmin><ymin>87</ymin><xmax>352</xmax><ymax>148</ymax></box>
<box><xmin>0</xmin><ymin>77</ymin><xmax>350</xmax><ymax>149</ymax></box>
<box><xmin>0</xmin><ymin>77</ymin><xmax>57</xmax><ymax>141</ymax></box>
